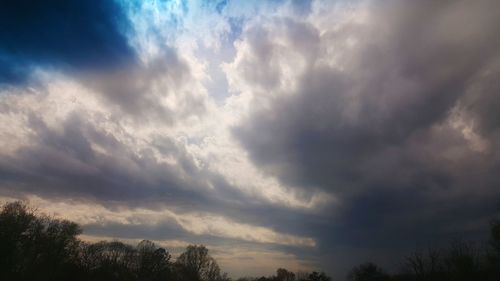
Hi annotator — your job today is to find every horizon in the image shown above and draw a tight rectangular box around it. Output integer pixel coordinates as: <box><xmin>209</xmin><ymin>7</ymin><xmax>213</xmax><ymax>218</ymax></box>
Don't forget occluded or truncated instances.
<box><xmin>1</xmin><ymin>0</ymin><xmax>500</xmax><ymax>279</ymax></box>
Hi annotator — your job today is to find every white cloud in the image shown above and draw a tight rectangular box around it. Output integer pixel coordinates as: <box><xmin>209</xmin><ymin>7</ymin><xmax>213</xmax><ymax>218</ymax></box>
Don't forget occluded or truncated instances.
<box><xmin>2</xmin><ymin>195</ymin><xmax>315</xmax><ymax>247</ymax></box>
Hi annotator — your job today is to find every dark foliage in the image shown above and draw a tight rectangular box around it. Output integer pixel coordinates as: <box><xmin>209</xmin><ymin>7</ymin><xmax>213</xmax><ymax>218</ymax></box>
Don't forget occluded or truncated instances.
<box><xmin>347</xmin><ymin>263</ymin><xmax>390</xmax><ymax>281</ymax></box>
<box><xmin>0</xmin><ymin>201</ymin><xmax>81</xmax><ymax>281</ymax></box>
<box><xmin>176</xmin><ymin>244</ymin><xmax>229</xmax><ymax>281</ymax></box>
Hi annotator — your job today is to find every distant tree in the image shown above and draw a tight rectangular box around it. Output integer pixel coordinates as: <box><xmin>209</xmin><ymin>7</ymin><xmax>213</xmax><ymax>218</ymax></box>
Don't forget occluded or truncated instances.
<box><xmin>443</xmin><ymin>240</ymin><xmax>482</xmax><ymax>281</ymax></box>
<box><xmin>401</xmin><ymin>248</ymin><xmax>444</xmax><ymax>281</ymax></box>
<box><xmin>276</xmin><ymin>268</ymin><xmax>295</xmax><ymax>281</ymax></box>
<box><xmin>137</xmin><ymin>240</ymin><xmax>173</xmax><ymax>281</ymax></box>
<box><xmin>176</xmin><ymin>244</ymin><xmax>227</xmax><ymax>281</ymax></box>
<box><xmin>487</xmin><ymin>217</ymin><xmax>500</xmax><ymax>279</ymax></box>
<box><xmin>348</xmin><ymin>262</ymin><xmax>390</xmax><ymax>281</ymax></box>
<box><xmin>491</xmin><ymin>219</ymin><xmax>500</xmax><ymax>258</ymax></box>
<box><xmin>304</xmin><ymin>271</ymin><xmax>331</xmax><ymax>281</ymax></box>
<box><xmin>295</xmin><ymin>271</ymin><xmax>309</xmax><ymax>281</ymax></box>
<box><xmin>82</xmin><ymin>241</ymin><xmax>137</xmax><ymax>281</ymax></box>
<box><xmin>78</xmin><ymin>239</ymin><xmax>175</xmax><ymax>281</ymax></box>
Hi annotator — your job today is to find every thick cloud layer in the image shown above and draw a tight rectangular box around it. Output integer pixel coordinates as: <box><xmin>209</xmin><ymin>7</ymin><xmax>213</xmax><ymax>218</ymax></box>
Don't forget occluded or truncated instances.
<box><xmin>228</xmin><ymin>0</ymin><xmax>500</xmax><ymax>273</ymax></box>
<box><xmin>1</xmin><ymin>0</ymin><xmax>500</xmax><ymax>278</ymax></box>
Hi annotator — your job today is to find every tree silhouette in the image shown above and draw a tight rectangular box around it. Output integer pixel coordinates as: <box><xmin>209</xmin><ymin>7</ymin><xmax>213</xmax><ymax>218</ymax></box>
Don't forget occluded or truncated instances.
<box><xmin>176</xmin><ymin>244</ymin><xmax>228</xmax><ymax>281</ymax></box>
<box><xmin>276</xmin><ymin>268</ymin><xmax>296</xmax><ymax>281</ymax></box>
<box><xmin>82</xmin><ymin>241</ymin><xmax>138</xmax><ymax>281</ymax></box>
<box><xmin>137</xmin><ymin>240</ymin><xmax>172</xmax><ymax>281</ymax></box>
<box><xmin>491</xmin><ymin>218</ymin><xmax>500</xmax><ymax>258</ymax></box>
<box><xmin>347</xmin><ymin>262</ymin><xmax>390</xmax><ymax>281</ymax></box>
<box><xmin>444</xmin><ymin>240</ymin><xmax>482</xmax><ymax>281</ymax></box>
<box><xmin>299</xmin><ymin>271</ymin><xmax>331</xmax><ymax>281</ymax></box>
<box><xmin>401</xmin><ymin>248</ymin><xmax>444</xmax><ymax>281</ymax></box>
<box><xmin>488</xmin><ymin>218</ymin><xmax>500</xmax><ymax>280</ymax></box>
<box><xmin>0</xmin><ymin>201</ymin><xmax>82</xmax><ymax>281</ymax></box>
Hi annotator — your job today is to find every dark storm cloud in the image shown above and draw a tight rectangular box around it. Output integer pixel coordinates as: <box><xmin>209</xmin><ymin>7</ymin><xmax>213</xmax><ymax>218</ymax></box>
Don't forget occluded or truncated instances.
<box><xmin>236</xmin><ymin>0</ymin><xmax>500</xmax><ymax>193</ymax></box>
<box><xmin>232</xmin><ymin>0</ymin><xmax>500</xmax><ymax>273</ymax></box>
<box><xmin>0</xmin><ymin>0</ymin><xmax>135</xmax><ymax>85</ymax></box>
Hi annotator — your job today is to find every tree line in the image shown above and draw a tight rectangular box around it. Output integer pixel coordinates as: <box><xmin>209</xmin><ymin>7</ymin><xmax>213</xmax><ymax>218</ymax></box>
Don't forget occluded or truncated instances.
<box><xmin>0</xmin><ymin>201</ymin><xmax>330</xmax><ymax>281</ymax></box>
<box><xmin>0</xmin><ymin>200</ymin><xmax>499</xmax><ymax>281</ymax></box>
<box><xmin>345</xmin><ymin>215</ymin><xmax>500</xmax><ymax>281</ymax></box>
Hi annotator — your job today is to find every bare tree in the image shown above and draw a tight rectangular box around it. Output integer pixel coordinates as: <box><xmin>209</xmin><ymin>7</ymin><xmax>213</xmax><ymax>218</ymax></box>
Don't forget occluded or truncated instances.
<box><xmin>348</xmin><ymin>262</ymin><xmax>389</xmax><ymax>281</ymax></box>
<box><xmin>276</xmin><ymin>268</ymin><xmax>295</xmax><ymax>281</ymax></box>
<box><xmin>176</xmin><ymin>244</ymin><xmax>228</xmax><ymax>281</ymax></box>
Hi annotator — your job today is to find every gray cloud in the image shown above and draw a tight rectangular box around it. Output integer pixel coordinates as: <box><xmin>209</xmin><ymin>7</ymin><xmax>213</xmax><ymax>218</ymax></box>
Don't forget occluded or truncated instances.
<box><xmin>231</xmin><ymin>0</ymin><xmax>500</xmax><ymax>274</ymax></box>
<box><xmin>0</xmin><ymin>105</ymin><xmax>319</xmax><ymax>244</ymax></box>
<box><xmin>0</xmin><ymin>111</ymin><xmax>217</xmax><ymax>206</ymax></box>
<box><xmin>81</xmin><ymin>49</ymin><xmax>208</xmax><ymax>123</ymax></box>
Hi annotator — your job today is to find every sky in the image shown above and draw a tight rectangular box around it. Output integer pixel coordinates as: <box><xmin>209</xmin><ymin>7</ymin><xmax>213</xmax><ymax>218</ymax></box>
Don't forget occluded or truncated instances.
<box><xmin>1</xmin><ymin>0</ymin><xmax>500</xmax><ymax>278</ymax></box>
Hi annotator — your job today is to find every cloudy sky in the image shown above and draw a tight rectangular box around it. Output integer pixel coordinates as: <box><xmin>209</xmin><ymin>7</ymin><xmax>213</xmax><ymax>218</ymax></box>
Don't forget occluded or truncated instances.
<box><xmin>1</xmin><ymin>0</ymin><xmax>500</xmax><ymax>278</ymax></box>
